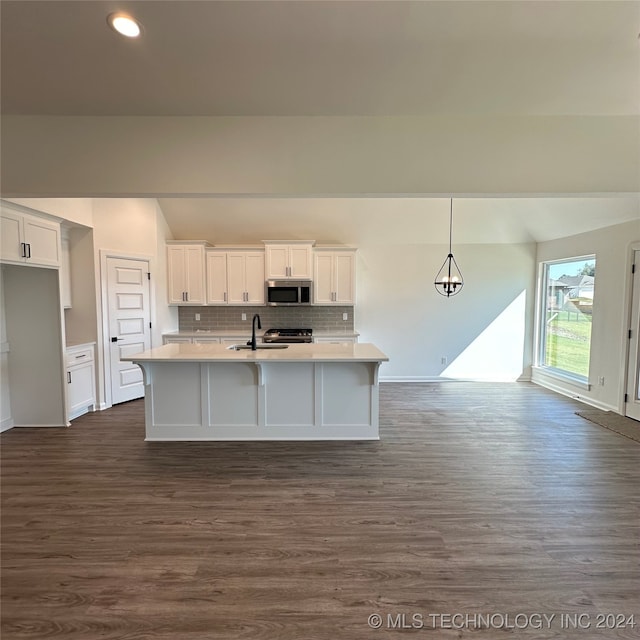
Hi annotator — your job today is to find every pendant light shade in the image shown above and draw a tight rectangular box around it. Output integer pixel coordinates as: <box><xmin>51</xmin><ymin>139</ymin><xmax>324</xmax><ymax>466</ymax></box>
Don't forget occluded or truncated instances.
<box><xmin>434</xmin><ymin>199</ymin><xmax>464</xmax><ymax>297</ymax></box>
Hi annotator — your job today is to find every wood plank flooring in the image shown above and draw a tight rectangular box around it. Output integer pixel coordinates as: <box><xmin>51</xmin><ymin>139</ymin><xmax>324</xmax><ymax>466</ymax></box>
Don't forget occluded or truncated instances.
<box><xmin>2</xmin><ymin>382</ymin><xmax>639</xmax><ymax>639</ymax></box>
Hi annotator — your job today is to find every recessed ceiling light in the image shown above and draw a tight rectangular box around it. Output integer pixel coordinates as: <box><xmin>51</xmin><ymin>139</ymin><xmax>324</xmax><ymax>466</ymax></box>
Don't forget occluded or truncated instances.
<box><xmin>107</xmin><ymin>13</ymin><xmax>142</xmax><ymax>38</ymax></box>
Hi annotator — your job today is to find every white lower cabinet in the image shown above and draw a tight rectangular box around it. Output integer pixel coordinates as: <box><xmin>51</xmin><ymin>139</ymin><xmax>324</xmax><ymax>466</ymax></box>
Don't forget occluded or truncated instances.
<box><xmin>66</xmin><ymin>343</ymin><xmax>96</xmax><ymax>420</ymax></box>
<box><xmin>193</xmin><ymin>337</ymin><xmax>220</xmax><ymax>344</ymax></box>
<box><xmin>314</xmin><ymin>336</ymin><xmax>358</xmax><ymax>344</ymax></box>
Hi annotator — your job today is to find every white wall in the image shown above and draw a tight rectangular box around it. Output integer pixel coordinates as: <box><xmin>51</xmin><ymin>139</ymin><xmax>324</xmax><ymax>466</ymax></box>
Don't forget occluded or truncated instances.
<box><xmin>2</xmin><ymin>115</ymin><xmax>638</xmax><ymax>196</ymax></box>
<box><xmin>357</xmin><ymin>242</ymin><xmax>536</xmax><ymax>381</ymax></box>
<box><xmin>0</xmin><ymin>268</ymin><xmax>13</xmax><ymax>431</ymax></box>
<box><xmin>91</xmin><ymin>198</ymin><xmax>177</xmax><ymax>408</ymax></box>
<box><xmin>2</xmin><ymin>265</ymin><xmax>66</xmax><ymax>427</ymax></box>
<box><xmin>64</xmin><ymin>226</ymin><xmax>98</xmax><ymax>346</ymax></box>
<box><xmin>533</xmin><ymin>219</ymin><xmax>640</xmax><ymax>411</ymax></box>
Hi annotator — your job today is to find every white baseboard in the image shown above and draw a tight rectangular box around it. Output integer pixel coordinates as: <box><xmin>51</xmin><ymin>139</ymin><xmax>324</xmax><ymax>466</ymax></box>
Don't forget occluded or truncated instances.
<box><xmin>532</xmin><ymin>377</ymin><xmax>617</xmax><ymax>413</ymax></box>
<box><xmin>380</xmin><ymin>376</ymin><xmax>445</xmax><ymax>383</ymax></box>
<box><xmin>0</xmin><ymin>416</ymin><xmax>14</xmax><ymax>433</ymax></box>
<box><xmin>380</xmin><ymin>376</ymin><xmax>532</xmax><ymax>383</ymax></box>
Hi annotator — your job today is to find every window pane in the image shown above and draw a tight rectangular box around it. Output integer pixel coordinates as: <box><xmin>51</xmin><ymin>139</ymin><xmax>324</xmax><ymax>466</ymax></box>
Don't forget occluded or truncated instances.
<box><xmin>542</xmin><ymin>257</ymin><xmax>595</xmax><ymax>378</ymax></box>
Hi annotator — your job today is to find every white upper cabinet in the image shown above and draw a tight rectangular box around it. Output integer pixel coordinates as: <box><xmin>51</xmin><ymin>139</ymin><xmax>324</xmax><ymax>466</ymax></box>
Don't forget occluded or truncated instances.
<box><xmin>313</xmin><ymin>248</ymin><xmax>356</xmax><ymax>305</ymax></box>
<box><xmin>1</xmin><ymin>206</ymin><xmax>61</xmax><ymax>268</ymax></box>
<box><xmin>264</xmin><ymin>242</ymin><xmax>314</xmax><ymax>279</ymax></box>
<box><xmin>206</xmin><ymin>250</ymin><xmax>228</xmax><ymax>304</ymax></box>
<box><xmin>167</xmin><ymin>242</ymin><xmax>208</xmax><ymax>305</ymax></box>
<box><xmin>207</xmin><ymin>249</ymin><xmax>265</xmax><ymax>305</ymax></box>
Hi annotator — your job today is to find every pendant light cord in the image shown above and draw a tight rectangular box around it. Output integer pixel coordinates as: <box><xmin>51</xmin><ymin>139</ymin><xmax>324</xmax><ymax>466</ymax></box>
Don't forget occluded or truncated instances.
<box><xmin>449</xmin><ymin>198</ymin><xmax>453</xmax><ymax>255</ymax></box>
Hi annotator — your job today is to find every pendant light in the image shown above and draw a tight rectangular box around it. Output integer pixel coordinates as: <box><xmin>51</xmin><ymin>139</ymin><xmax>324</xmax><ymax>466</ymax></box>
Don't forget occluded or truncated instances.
<box><xmin>434</xmin><ymin>198</ymin><xmax>464</xmax><ymax>297</ymax></box>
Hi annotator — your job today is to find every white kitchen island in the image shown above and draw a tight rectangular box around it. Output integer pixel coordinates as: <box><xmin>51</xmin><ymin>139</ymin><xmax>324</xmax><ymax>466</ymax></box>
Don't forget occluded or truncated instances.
<box><xmin>123</xmin><ymin>342</ymin><xmax>388</xmax><ymax>441</ymax></box>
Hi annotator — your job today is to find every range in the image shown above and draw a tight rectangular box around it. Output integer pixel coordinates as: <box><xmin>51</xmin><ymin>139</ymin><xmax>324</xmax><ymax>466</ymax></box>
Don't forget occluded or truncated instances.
<box><xmin>263</xmin><ymin>328</ymin><xmax>313</xmax><ymax>344</ymax></box>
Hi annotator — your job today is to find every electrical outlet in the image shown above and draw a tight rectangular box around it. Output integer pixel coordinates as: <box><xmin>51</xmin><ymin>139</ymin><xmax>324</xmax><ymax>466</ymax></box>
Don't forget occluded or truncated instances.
<box><xmin>441</xmin><ymin>356</ymin><xmax>447</xmax><ymax>365</ymax></box>
<box><xmin>195</xmin><ymin>313</ymin><xmax>200</xmax><ymax>322</ymax></box>
<box><xmin>241</xmin><ymin>313</ymin><xmax>247</xmax><ymax>321</ymax></box>
<box><xmin>342</xmin><ymin>312</ymin><xmax>348</xmax><ymax>321</ymax></box>
<box><xmin>598</xmin><ymin>376</ymin><xmax>605</xmax><ymax>386</ymax></box>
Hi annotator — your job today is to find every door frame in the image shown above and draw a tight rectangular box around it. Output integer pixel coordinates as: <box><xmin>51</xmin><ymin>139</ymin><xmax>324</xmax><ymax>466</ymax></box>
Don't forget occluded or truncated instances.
<box><xmin>99</xmin><ymin>250</ymin><xmax>156</xmax><ymax>409</ymax></box>
<box><xmin>621</xmin><ymin>241</ymin><xmax>640</xmax><ymax>417</ymax></box>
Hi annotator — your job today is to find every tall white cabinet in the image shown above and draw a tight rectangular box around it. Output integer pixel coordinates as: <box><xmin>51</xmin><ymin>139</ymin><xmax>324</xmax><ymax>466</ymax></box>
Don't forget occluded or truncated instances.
<box><xmin>314</xmin><ymin>248</ymin><xmax>356</xmax><ymax>305</ymax></box>
<box><xmin>166</xmin><ymin>242</ymin><xmax>209</xmax><ymax>305</ymax></box>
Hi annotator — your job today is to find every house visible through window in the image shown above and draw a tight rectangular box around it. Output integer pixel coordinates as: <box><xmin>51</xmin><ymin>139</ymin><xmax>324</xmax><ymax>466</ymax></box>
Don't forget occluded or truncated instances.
<box><xmin>539</xmin><ymin>256</ymin><xmax>596</xmax><ymax>380</ymax></box>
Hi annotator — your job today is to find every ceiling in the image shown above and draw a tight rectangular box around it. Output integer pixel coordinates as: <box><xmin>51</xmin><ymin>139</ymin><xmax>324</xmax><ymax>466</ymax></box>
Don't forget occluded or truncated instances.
<box><xmin>2</xmin><ymin>0</ymin><xmax>639</xmax><ymax>117</ymax></box>
<box><xmin>2</xmin><ymin>1</ymin><xmax>639</xmax><ymax>243</ymax></box>
<box><xmin>158</xmin><ymin>196</ymin><xmax>640</xmax><ymax>245</ymax></box>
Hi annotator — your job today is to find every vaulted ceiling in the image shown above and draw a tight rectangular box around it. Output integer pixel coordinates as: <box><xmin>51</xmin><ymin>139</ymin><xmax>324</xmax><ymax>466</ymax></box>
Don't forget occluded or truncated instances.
<box><xmin>2</xmin><ymin>1</ymin><xmax>639</xmax><ymax>243</ymax></box>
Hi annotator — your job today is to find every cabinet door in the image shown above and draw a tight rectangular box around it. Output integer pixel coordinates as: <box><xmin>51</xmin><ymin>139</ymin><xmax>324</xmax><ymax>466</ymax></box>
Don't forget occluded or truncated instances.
<box><xmin>0</xmin><ymin>209</ymin><xmax>25</xmax><ymax>263</ymax></box>
<box><xmin>334</xmin><ymin>252</ymin><xmax>355</xmax><ymax>304</ymax></box>
<box><xmin>289</xmin><ymin>246</ymin><xmax>312</xmax><ymax>278</ymax></box>
<box><xmin>226</xmin><ymin>253</ymin><xmax>246</xmax><ymax>304</ymax></box>
<box><xmin>167</xmin><ymin>246</ymin><xmax>187</xmax><ymax>304</ymax></box>
<box><xmin>61</xmin><ymin>236</ymin><xmax>72</xmax><ymax>308</ymax></box>
<box><xmin>23</xmin><ymin>215</ymin><xmax>60</xmax><ymax>267</ymax></box>
<box><xmin>67</xmin><ymin>362</ymin><xmax>95</xmax><ymax>418</ymax></box>
<box><xmin>163</xmin><ymin>337</ymin><xmax>192</xmax><ymax>344</ymax></box>
<box><xmin>265</xmin><ymin>246</ymin><xmax>289</xmax><ymax>279</ymax></box>
<box><xmin>314</xmin><ymin>253</ymin><xmax>334</xmax><ymax>304</ymax></box>
<box><xmin>244</xmin><ymin>252</ymin><xmax>265</xmax><ymax>304</ymax></box>
<box><xmin>193</xmin><ymin>337</ymin><xmax>221</xmax><ymax>344</ymax></box>
<box><xmin>184</xmin><ymin>246</ymin><xmax>205</xmax><ymax>304</ymax></box>
<box><xmin>206</xmin><ymin>252</ymin><xmax>228</xmax><ymax>304</ymax></box>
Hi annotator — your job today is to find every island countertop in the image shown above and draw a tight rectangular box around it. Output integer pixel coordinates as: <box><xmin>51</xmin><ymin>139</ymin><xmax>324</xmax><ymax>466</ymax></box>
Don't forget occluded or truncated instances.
<box><xmin>123</xmin><ymin>342</ymin><xmax>388</xmax><ymax>364</ymax></box>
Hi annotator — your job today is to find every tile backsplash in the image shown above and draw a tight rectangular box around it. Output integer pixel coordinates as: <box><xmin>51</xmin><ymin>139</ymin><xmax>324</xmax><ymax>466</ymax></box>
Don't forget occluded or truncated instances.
<box><xmin>178</xmin><ymin>306</ymin><xmax>355</xmax><ymax>333</ymax></box>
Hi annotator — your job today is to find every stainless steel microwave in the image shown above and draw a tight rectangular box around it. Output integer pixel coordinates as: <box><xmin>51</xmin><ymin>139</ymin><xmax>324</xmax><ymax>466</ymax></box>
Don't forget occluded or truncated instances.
<box><xmin>265</xmin><ymin>280</ymin><xmax>313</xmax><ymax>306</ymax></box>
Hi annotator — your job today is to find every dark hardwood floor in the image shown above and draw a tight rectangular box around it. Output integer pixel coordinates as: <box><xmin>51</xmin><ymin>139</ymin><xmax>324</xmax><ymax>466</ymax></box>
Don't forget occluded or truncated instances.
<box><xmin>2</xmin><ymin>382</ymin><xmax>639</xmax><ymax>639</ymax></box>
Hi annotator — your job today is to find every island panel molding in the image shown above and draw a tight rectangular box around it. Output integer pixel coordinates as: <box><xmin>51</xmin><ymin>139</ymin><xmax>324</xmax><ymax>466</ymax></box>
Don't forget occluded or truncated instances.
<box><xmin>123</xmin><ymin>342</ymin><xmax>388</xmax><ymax>441</ymax></box>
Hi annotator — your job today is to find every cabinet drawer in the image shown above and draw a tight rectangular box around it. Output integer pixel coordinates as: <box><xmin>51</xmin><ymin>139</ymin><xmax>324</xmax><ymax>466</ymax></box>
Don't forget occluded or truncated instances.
<box><xmin>66</xmin><ymin>347</ymin><xmax>94</xmax><ymax>367</ymax></box>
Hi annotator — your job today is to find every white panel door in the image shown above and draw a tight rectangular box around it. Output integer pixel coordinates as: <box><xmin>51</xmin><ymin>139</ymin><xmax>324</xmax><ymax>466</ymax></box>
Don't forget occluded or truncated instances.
<box><xmin>334</xmin><ymin>252</ymin><xmax>355</xmax><ymax>303</ymax></box>
<box><xmin>226</xmin><ymin>253</ymin><xmax>246</xmax><ymax>303</ymax></box>
<box><xmin>289</xmin><ymin>246</ymin><xmax>312</xmax><ymax>278</ymax></box>
<box><xmin>23</xmin><ymin>215</ymin><xmax>60</xmax><ymax>267</ymax></box>
<box><xmin>167</xmin><ymin>246</ymin><xmax>187</xmax><ymax>304</ymax></box>
<box><xmin>314</xmin><ymin>253</ymin><xmax>334</xmax><ymax>303</ymax></box>
<box><xmin>0</xmin><ymin>209</ymin><xmax>24</xmax><ymax>263</ymax></box>
<box><xmin>107</xmin><ymin>257</ymin><xmax>151</xmax><ymax>405</ymax></box>
<box><xmin>184</xmin><ymin>246</ymin><xmax>205</xmax><ymax>303</ymax></box>
<box><xmin>625</xmin><ymin>250</ymin><xmax>640</xmax><ymax>421</ymax></box>
<box><xmin>265</xmin><ymin>245</ymin><xmax>289</xmax><ymax>279</ymax></box>
<box><xmin>206</xmin><ymin>251</ymin><xmax>228</xmax><ymax>304</ymax></box>
<box><xmin>244</xmin><ymin>252</ymin><xmax>265</xmax><ymax>304</ymax></box>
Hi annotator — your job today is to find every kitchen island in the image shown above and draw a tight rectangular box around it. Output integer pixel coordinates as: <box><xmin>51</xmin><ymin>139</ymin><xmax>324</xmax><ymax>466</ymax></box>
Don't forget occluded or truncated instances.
<box><xmin>122</xmin><ymin>342</ymin><xmax>388</xmax><ymax>441</ymax></box>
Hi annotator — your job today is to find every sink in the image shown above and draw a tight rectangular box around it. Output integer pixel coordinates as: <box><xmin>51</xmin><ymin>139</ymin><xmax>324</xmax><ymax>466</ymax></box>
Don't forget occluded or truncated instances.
<box><xmin>226</xmin><ymin>344</ymin><xmax>289</xmax><ymax>351</ymax></box>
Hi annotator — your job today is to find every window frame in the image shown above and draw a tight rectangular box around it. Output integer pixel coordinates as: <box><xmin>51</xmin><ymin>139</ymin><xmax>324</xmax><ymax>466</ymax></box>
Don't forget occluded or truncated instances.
<box><xmin>536</xmin><ymin>254</ymin><xmax>596</xmax><ymax>386</ymax></box>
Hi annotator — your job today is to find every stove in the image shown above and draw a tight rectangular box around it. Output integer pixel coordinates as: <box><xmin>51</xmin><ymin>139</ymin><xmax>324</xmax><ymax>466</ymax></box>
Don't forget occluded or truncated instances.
<box><xmin>263</xmin><ymin>328</ymin><xmax>313</xmax><ymax>344</ymax></box>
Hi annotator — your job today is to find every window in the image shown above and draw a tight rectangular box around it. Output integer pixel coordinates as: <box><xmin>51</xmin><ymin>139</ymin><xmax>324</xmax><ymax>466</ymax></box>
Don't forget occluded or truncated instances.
<box><xmin>538</xmin><ymin>256</ymin><xmax>596</xmax><ymax>380</ymax></box>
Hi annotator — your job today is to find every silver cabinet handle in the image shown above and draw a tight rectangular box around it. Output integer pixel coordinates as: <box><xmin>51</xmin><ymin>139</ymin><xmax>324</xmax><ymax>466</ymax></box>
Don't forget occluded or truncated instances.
<box><xmin>223</xmin><ymin>292</ymin><xmax>227</xmax><ymax>302</ymax></box>
<box><xmin>67</xmin><ymin>371</ymin><xmax>71</xmax><ymax>384</ymax></box>
<box><xmin>75</xmin><ymin>354</ymin><xmax>87</xmax><ymax>359</ymax></box>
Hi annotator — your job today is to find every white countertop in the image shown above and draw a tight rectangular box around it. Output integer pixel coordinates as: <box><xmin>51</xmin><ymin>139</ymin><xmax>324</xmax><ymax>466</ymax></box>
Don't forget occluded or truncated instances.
<box><xmin>124</xmin><ymin>342</ymin><xmax>387</xmax><ymax>363</ymax></box>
